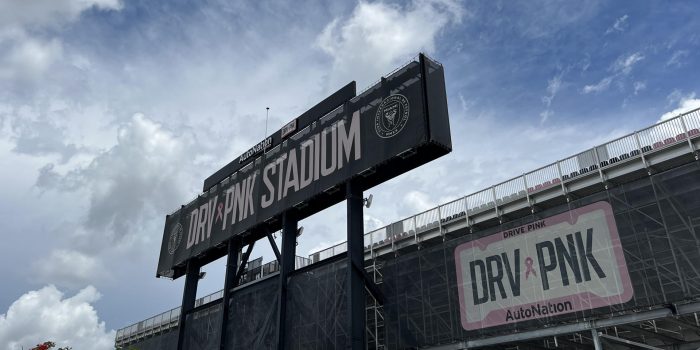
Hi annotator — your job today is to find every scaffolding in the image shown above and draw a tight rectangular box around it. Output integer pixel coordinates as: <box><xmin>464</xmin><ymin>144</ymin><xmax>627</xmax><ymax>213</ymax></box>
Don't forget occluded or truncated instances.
<box><xmin>366</xmin><ymin>259</ymin><xmax>385</xmax><ymax>349</ymax></box>
<box><xmin>116</xmin><ymin>107</ymin><xmax>700</xmax><ymax>349</ymax></box>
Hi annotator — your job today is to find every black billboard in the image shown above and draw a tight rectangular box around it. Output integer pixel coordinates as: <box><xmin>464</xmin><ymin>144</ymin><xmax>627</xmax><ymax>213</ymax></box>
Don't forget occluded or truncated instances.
<box><xmin>158</xmin><ymin>55</ymin><xmax>452</xmax><ymax>278</ymax></box>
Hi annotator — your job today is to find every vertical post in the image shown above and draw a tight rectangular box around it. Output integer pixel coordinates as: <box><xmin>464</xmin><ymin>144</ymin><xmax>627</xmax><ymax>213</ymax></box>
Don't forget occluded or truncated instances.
<box><xmin>522</xmin><ymin>174</ymin><xmax>534</xmax><ymax>211</ymax></box>
<box><xmin>491</xmin><ymin>185</ymin><xmax>499</xmax><ymax>220</ymax></box>
<box><xmin>277</xmin><ymin>211</ymin><xmax>297</xmax><ymax>350</ymax></box>
<box><xmin>347</xmin><ymin>180</ymin><xmax>366</xmax><ymax>350</ymax></box>
<box><xmin>592</xmin><ymin>145</ymin><xmax>608</xmax><ymax>182</ymax></box>
<box><xmin>413</xmin><ymin>215</ymin><xmax>418</xmax><ymax>243</ymax></box>
<box><xmin>591</xmin><ymin>328</ymin><xmax>603</xmax><ymax>350</ymax></box>
<box><xmin>219</xmin><ymin>239</ymin><xmax>241</xmax><ymax>349</ymax></box>
<box><xmin>177</xmin><ymin>260</ymin><xmax>200</xmax><ymax>350</ymax></box>
<box><xmin>556</xmin><ymin>161</ymin><xmax>568</xmax><ymax>197</ymax></box>
<box><xmin>679</xmin><ymin>115</ymin><xmax>697</xmax><ymax>153</ymax></box>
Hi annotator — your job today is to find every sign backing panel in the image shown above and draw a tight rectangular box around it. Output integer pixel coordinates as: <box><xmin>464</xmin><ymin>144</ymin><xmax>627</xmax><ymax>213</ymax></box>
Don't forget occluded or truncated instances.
<box><xmin>158</xmin><ymin>55</ymin><xmax>451</xmax><ymax>278</ymax></box>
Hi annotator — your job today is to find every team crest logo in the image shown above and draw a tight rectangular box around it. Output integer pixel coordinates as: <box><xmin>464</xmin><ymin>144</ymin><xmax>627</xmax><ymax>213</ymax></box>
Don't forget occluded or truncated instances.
<box><xmin>375</xmin><ymin>94</ymin><xmax>409</xmax><ymax>138</ymax></box>
<box><xmin>168</xmin><ymin>223</ymin><xmax>183</xmax><ymax>255</ymax></box>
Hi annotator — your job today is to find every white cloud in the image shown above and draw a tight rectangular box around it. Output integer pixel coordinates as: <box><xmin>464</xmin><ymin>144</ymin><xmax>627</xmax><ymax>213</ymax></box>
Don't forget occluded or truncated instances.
<box><xmin>633</xmin><ymin>81</ymin><xmax>646</xmax><ymax>95</ymax></box>
<box><xmin>364</xmin><ymin>214</ymin><xmax>385</xmax><ymax>231</ymax></box>
<box><xmin>402</xmin><ymin>190</ymin><xmax>436</xmax><ymax>213</ymax></box>
<box><xmin>539</xmin><ymin>110</ymin><xmax>554</xmax><ymax>123</ymax></box>
<box><xmin>34</xmin><ymin>250</ymin><xmax>105</xmax><ymax>289</ymax></box>
<box><xmin>0</xmin><ymin>34</ymin><xmax>63</xmax><ymax>82</ymax></box>
<box><xmin>666</xmin><ymin>49</ymin><xmax>689</xmax><ymax>68</ymax></box>
<box><xmin>36</xmin><ymin>114</ymin><xmax>200</xmax><ymax>253</ymax></box>
<box><xmin>0</xmin><ymin>0</ymin><xmax>121</xmax><ymax>31</ymax></box>
<box><xmin>613</xmin><ymin>52</ymin><xmax>644</xmax><ymax>74</ymax></box>
<box><xmin>605</xmin><ymin>14</ymin><xmax>629</xmax><ymax>35</ymax></box>
<box><xmin>0</xmin><ymin>0</ymin><xmax>122</xmax><ymax>85</ymax></box>
<box><xmin>540</xmin><ymin>71</ymin><xmax>565</xmax><ymax>123</ymax></box>
<box><xmin>0</xmin><ymin>285</ymin><xmax>114</xmax><ymax>350</ymax></box>
<box><xmin>659</xmin><ymin>92</ymin><xmax>700</xmax><ymax>122</ymax></box>
<box><xmin>317</xmin><ymin>0</ymin><xmax>464</xmax><ymax>89</ymax></box>
<box><xmin>582</xmin><ymin>52</ymin><xmax>643</xmax><ymax>94</ymax></box>
<box><xmin>542</xmin><ymin>74</ymin><xmax>563</xmax><ymax>107</ymax></box>
<box><xmin>583</xmin><ymin>76</ymin><xmax>613</xmax><ymax>94</ymax></box>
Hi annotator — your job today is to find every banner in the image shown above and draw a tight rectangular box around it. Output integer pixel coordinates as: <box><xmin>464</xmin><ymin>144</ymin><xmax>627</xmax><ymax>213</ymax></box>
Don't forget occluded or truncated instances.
<box><xmin>455</xmin><ymin>201</ymin><xmax>633</xmax><ymax>330</ymax></box>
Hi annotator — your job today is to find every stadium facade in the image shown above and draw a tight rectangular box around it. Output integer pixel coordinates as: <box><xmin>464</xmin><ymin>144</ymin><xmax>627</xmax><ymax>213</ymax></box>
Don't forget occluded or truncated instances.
<box><xmin>116</xmin><ymin>79</ymin><xmax>700</xmax><ymax>348</ymax></box>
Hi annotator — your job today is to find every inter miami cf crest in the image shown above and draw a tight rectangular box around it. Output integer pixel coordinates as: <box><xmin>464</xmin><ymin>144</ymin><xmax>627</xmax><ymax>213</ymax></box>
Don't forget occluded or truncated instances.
<box><xmin>375</xmin><ymin>94</ymin><xmax>410</xmax><ymax>138</ymax></box>
<box><xmin>168</xmin><ymin>222</ymin><xmax>183</xmax><ymax>255</ymax></box>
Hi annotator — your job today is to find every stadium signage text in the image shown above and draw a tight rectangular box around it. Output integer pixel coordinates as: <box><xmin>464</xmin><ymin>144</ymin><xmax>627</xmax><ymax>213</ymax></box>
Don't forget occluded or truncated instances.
<box><xmin>239</xmin><ymin>136</ymin><xmax>273</xmax><ymax>164</ymax></box>
<box><xmin>185</xmin><ymin>112</ymin><xmax>361</xmax><ymax>250</ymax></box>
<box><xmin>454</xmin><ymin>201</ymin><xmax>633</xmax><ymax>330</ymax></box>
<box><xmin>157</xmin><ymin>55</ymin><xmax>453</xmax><ymax>279</ymax></box>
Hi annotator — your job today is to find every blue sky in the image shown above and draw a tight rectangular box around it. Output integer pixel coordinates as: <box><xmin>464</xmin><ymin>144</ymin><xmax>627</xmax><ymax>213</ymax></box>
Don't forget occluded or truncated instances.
<box><xmin>1</xmin><ymin>1</ymin><xmax>699</xmax><ymax>348</ymax></box>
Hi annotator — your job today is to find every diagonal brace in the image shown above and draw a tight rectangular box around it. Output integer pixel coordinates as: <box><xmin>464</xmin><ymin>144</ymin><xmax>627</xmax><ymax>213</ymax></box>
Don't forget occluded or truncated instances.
<box><xmin>267</xmin><ymin>233</ymin><xmax>281</xmax><ymax>262</ymax></box>
<box><xmin>233</xmin><ymin>242</ymin><xmax>255</xmax><ymax>286</ymax></box>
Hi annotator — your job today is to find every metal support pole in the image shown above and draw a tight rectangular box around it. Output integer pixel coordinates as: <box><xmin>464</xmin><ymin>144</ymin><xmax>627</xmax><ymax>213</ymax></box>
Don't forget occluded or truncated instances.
<box><xmin>556</xmin><ymin>161</ymin><xmax>568</xmax><ymax>196</ymax></box>
<box><xmin>592</xmin><ymin>146</ymin><xmax>608</xmax><ymax>183</ymax></box>
<box><xmin>591</xmin><ymin>328</ymin><xmax>603</xmax><ymax>350</ymax></box>
<box><xmin>276</xmin><ymin>211</ymin><xmax>297</xmax><ymax>350</ymax></box>
<box><xmin>491</xmin><ymin>186</ymin><xmax>500</xmax><ymax>221</ymax></box>
<box><xmin>219</xmin><ymin>239</ymin><xmax>241</xmax><ymax>349</ymax></box>
<box><xmin>177</xmin><ymin>260</ymin><xmax>200</xmax><ymax>350</ymax></box>
<box><xmin>347</xmin><ymin>180</ymin><xmax>366</xmax><ymax>350</ymax></box>
<box><xmin>522</xmin><ymin>174</ymin><xmax>533</xmax><ymax>211</ymax></box>
<box><xmin>268</xmin><ymin>232</ymin><xmax>282</xmax><ymax>262</ymax></box>
<box><xmin>679</xmin><ymin>115</ymin><xmax>697</xmax><ymax>154</ymax></box>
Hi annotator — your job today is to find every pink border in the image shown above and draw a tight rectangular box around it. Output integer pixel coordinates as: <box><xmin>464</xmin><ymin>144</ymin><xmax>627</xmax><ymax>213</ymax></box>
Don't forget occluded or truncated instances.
<box><xmin>454</xmin><ymin>201</ymin><xmax>633</xmax><ymax>330</ymax></box>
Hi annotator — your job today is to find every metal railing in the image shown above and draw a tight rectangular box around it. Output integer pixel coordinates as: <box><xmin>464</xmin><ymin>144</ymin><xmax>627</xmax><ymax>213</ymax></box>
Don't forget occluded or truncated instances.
<box><xmin>116</xmin><ymin>255</ymin><xmax>311</xmax><ymax>345</ymax></box>
<box><xmin>311</xmin><ymin>107</ymin><xmax>700</xmax><ymax>261</ymax></box>
<box><xmin>119</xmin><ymin>107</ymin><xmax>700</xmax><ymax>346</ymax></box>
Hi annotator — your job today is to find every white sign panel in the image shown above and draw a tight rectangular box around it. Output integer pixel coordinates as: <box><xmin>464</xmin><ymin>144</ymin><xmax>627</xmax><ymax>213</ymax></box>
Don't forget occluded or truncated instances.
<box><xmin>455</xmin><ymin>201</ymin><xmax>633</xmax><ymax>330</ymax></box>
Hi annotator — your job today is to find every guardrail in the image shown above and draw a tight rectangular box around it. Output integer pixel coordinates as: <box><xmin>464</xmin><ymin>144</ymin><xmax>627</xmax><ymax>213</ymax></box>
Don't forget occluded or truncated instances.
<box><xmin>310</xmin><ymin>107</ymin><xmax>700</xmax><ymax>262</ymax></box>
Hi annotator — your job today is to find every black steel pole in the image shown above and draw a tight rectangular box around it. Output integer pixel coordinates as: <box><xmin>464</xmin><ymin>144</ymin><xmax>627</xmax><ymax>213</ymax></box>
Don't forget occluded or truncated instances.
<box><xmin>177</xmin><ymin>260</ymin><xmax>200</xmax><ymax>350</ymax></box>
<box><xmin>346</xmin><ymin>180</ymin><xmax>365</xmax><ymax>349</ymax></box>
<box><xmin>276</xmin><ymin>211</ymin><xmax>297</xmax><ymax>350</ymax></box>
<box><xmin>219</xmin><ymin>239</ymin><xmax>241</xmax><ymax>349</ymax></box>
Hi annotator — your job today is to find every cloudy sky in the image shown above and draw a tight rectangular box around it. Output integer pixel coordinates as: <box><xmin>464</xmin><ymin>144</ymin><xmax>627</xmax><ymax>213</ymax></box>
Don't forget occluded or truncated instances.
<box><xmin>1</xmin><ymin>0</ymin><xmax>700</xmax><ymax>348</ymax></box>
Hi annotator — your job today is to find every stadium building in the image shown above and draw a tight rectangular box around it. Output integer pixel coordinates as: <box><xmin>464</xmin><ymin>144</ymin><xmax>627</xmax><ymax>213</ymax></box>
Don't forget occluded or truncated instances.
<box><xmin>116</xmin><ymin>55</ymin><xmax>700</xmax><ymax>349</ymax></box>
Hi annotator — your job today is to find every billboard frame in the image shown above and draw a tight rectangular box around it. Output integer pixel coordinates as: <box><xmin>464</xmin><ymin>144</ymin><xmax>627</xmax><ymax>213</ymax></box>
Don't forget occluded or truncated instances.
<box><xmin>166</xmin><ymin>53</ymin><xmax>452</xmax><ymax>350</ymax></box>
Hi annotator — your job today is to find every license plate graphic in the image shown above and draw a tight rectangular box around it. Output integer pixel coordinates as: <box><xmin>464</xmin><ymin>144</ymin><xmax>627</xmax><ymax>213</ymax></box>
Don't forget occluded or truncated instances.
<box><xmin>454</xmin><ymin>201</ymin><xmax>633</xmax><ymax>330</ymax></box>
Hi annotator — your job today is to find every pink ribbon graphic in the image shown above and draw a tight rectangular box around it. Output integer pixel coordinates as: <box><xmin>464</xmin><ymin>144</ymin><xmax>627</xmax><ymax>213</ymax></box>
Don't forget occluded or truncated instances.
<box><xmin>525</xmin><ymin>257</ymin><xmax>537</xmax><ymax>279</ymax></box>
<box><xmin>216</xmin><ymin>203</ymin><xmax>224</xmax><ymax>222</ymax></box>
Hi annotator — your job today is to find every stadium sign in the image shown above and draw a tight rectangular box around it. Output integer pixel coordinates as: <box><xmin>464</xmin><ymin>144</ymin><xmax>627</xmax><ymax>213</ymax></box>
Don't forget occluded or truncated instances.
<box><xmin>238</xmin><ymin>136</ymin><xmax>273</xmax><ymax>164</ymax></box>
<box><xmin>455</xmin><ymin>201</ymin><xmax>633</xmax><ymax>330</ymax></box>
<box><xmin>158</xmin><ymin>55</ymin><xmax>452</xmax><ymax>278</ymax></box>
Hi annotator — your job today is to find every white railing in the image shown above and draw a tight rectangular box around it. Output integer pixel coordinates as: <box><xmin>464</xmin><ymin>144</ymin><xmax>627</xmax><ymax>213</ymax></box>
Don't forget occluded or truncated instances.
<box><xmin>119</xmin><ymin>107</ymin><xmax>700</xmax><ymax>346</ymax></box>
<box><xmin>312</xmin><ymin>107</ymin><xmax>700</xmax><ymax>261</ymax></box>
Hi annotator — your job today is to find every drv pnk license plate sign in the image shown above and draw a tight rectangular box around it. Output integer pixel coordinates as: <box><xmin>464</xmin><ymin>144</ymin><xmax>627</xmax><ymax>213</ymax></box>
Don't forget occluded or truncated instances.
<box><xmin>455</xmin><ymin>201</ymin><xmax>633</xmax><ymax>330</ymax></box>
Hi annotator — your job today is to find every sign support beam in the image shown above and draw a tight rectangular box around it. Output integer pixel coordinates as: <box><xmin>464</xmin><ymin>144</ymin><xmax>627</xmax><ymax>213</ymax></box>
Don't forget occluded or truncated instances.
<box><xmin>219</xmin><ymin>239</ymin><xmax>241</xmax><ymax>349</ymax></box>
<box><xmin>233</xmin><ymin>242</ymin><xmax>255</xmax><ymax>285</ymax></box>
<box><xmin>176</xmin><ymin>260</ymin><xmax>200</xmax><ymax>350</ymax></box>
<box><xmin>276</xmin><ymin>211</ymin><xmax>297</xmax><ymax>350</ymax></box>
<box><xmin>346</xmin><ymin>179</ymin><xmax>366</xmax><ymax>349</ymax></box>
<box><xmin>267</xmin><ymin>232</ymin><xmax>282</xmax><ymax>262</ymax></box>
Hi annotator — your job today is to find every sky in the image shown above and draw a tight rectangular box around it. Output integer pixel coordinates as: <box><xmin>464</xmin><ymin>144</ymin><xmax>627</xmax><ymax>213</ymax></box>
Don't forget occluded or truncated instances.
<box><xmin>1</xmin><ymin>0</ymin><xmax>700</xmax><ymax>348</ymax></box>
